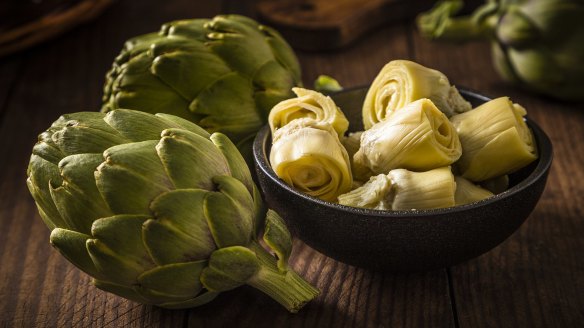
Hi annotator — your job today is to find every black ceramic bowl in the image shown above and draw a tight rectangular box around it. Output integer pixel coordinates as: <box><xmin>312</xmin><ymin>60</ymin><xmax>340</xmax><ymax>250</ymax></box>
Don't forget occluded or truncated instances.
<box><xmin>253</xmin><ymin>87</ymin><xmax>553</xmax><ymax>272</ymax></box>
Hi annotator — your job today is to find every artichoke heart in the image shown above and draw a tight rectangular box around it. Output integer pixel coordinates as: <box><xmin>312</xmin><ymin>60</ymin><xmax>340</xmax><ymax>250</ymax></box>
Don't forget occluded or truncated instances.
<box><xmin>268</xmin><ymin>87</ymin><xmax>349</xmax><ymax>138</ymax></box>
<box><xmin>27</xmin><ymin>109</ymin><xmax>318</xmax><ymax>312</ymax></box>
<box><xmin>454</xmin><ymin>176</ymin><xmax>494</xmax><ymax>206</ymax></box>
<box><xmin>450</xmin><ymin>97</ymin><xmax>537</xmax><ymax>181</ymax></box>
<box><xmin>353</xmin><ymin>98</ymin><xmax>461</xmax><ymax>180</ymax></box>
<box><xmin>270</xmin><ymin>119</ymin><xmax>352</xmax><ymax>202</ymax></box>
<box><xmin>338</xmin><ymin>167</ymin><xmax>456</xmax><ymax>210</ymax></box>
<box><xmin>362</xmin><ymin>59</ymin><xmax>471</xmax><ymax>129</ymax></box>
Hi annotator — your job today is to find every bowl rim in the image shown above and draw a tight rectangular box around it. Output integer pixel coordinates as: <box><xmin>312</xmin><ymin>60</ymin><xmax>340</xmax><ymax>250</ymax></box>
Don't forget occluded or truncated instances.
<box><xmin>253</xmin><ymin>87</ymin><xmax>553</xmax><ymax>218</ymax></box>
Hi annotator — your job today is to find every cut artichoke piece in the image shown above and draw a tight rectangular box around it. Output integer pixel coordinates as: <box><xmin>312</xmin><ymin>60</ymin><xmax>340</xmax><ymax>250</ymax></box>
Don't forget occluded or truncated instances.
<box><xmin>341</xmin><ymin>131</ymin><xmax>363</xmax><ymax>163</ymax></box>
<box><xmin>338</xmin><ymin>167</ymin><xmax>456</xmax><ymax>210</ymax></box>
<box><xmin>353</xmin><ymin>98</ymin><xmax>461</xmax><ymax>180</ymax></box>
<box><xmin>454</xmin><ymin>176</ymin><xmax>494</xmax><ymax>206</ymax></box>
<box><xmin>450</xmin><ymin>97</ymin><xmax>537</xmax><ymax>181</ymax></box>
<box><xmin>389</xmin><ymin>167</ymin><xmax>456</xmax><ymax>210</ymax></box>
<box><xmin>338</xmin><ymin>174</ymin><xmax>393</xmax><ymax>210</ymax></box>
<box><xmin>268</xmin><ymin>87</ymin><xmax>349</xmax><ymax>139</ymax></box>
<box><xmin>270</xmin><ymin>119</ymin><xmax>353</xmax><ymax>202</ymax></box>
<box><xmin>362</xmin><ymin>59</ymin><xmax>471</xmax><ymax>129</ymax></box>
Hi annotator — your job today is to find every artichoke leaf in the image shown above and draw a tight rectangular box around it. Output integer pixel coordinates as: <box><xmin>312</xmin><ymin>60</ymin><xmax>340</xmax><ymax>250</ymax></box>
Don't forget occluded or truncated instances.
<box><xmin>92</xmin><ymin>279</ymin><xmax>151</xmax><ymax>304</ymax></box>
<box><xmin>268</xmin><ymin>87</ymin><xmax>349</xmax><ymax>139</ymax></box>
<box><xmin>104</xmin><ymin>109</ymin><xmax>198</xmax><ymax>142</ymax></box>
<box><xmin>200</xmin><ymin>246</ymin><xmax>261</xmax><ymax>292</ymax></box>
<box><xmin>150</xmin><ymin>42</ymin><xmax>232</xmax><ymax>100</ymax></box>
<box><xmin>49</xmin><ymin>154</ymin><xmax>112</xmax><ymax>234</ymax></box>
<box><xmin>96</xmin><ymin>141</ymin><xmax>173</xmax><ymax>214</ymax></box>
<box><xmin>49</xmin><ymin>228</ymin><xmax>102</xmax><ymax>279</ymax></box>
<box><xmin>189</xmin><ymin>73</ymin><xmax>263</xmax><ymax>140</ymax></box>
<box><xmin>155</xmin><ymin>113</ymin><xmax>210</xmax><ymax>138</ymax></box>
<box><xmin>145</xmin><ymin>189</ymin><xmax>216</xmax><ymax>265</ymax></box>
<box><xmin>262</xmin><ymin>210</ymin><xmax>292</xmax><ymax>272</ymax></box>
<box><xmin>204</xmin><ymin>16</ymin><xmax>274</xmax><ymax>78</ymax></box>
<box><xmin>91</xmin><ymin>215</ymin><xmax>155</xmax><ymax>275</ymax></box>
<box><xmin>157</xmin><ymin>128</ymin><xmax>230</xmax><ymax>190</ymax></box>
<box><xmin>157</xmin><ymin>291</ymin><xmax>219</xmax><ymax>310</ymax></box>
<box><xmin>27</xmin><ymin>154</ymin><xmax>66</xmax><ymax>229</ymax></box>
<box><xmin>136</xmin><ymin>260</ymin><xmax>207</xmax><ymax>302</ymax></box>
<box><xmin>389</xmin><ymin>167</ymin><xmax>456</xmax><ymax>210</ymax></box>
<box><xmin>210</xmin><ymin>133</ymin><xmax>254</xmax><ymax>194</ymax></box>
<box><xmin>204</xmin><ymin>177</ymin><xmax>255</xmax><ymax>248</ymax></box>
<box><xmin>454</xmin><ymin>176</ymin><xmax>494</xmax><ymax>205</ymax></box>
<box><xmin>338</xmin><ymin>174</ymin><xmax>394</xmax><ymax>210</ymax></box>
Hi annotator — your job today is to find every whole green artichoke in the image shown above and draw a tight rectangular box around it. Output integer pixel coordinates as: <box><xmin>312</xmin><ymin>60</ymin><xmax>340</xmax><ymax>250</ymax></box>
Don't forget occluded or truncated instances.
<box><xmin>101</xmin><ymin>15</ymin><xmax>302</xmax><ymax>160</ymax></box>
<box><xmin>417</xmin><ymin>0</ymin><xmax>584</xmax><ymax>101</ymax></box>
<box><xmin>26</xmin><ymin>109</ymin><xmax>318</xmax><ymax>312</ymax></box>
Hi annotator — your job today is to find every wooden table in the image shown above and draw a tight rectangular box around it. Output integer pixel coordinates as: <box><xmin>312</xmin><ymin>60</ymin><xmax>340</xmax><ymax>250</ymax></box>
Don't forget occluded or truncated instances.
<box><xmin>1</xmin><ymin>1</ymin><xmax>583</xmax><ymax>327</ymax></box>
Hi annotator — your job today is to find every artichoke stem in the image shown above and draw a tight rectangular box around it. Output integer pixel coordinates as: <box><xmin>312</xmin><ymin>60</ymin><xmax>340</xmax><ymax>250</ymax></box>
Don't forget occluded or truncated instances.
<box><xmin>419</xmin><ymin>16</ymin><xmax>487</xmax><ymax>41</ymax></box>
<box><xmin>247</xmin><ymin>242</ymin><xmax>319</xmax><ymax>313</ymax></box>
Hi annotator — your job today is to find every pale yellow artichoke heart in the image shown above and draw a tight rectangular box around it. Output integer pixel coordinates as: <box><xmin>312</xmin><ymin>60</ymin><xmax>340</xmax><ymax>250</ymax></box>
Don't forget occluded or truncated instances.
<box><xmin>270</xmin><ymin>119</ymin><xmax>352</xmax><ymax>202</ymax></box>
<box><xmin>338</xmin><ymin>167</ymin><xmax>456</xmax><ymax>210</ymax></box>
<box><xmin>268</xmin><ymin>87</ymin><xmax>349</xmax><ymax>139</ymax></box>
<box><xmin>362</xmin><ymin>59</ymin><xmax>471</xmax><ymax>129</ymax></box>
<box><xmin>450</xmin><ymin>97</ymin><xmax>538</xmax><ymax>182</ymax></box>
<box><xmin>338</xmin><ymin>174</ymin><xmax>393</xmax><ymax>210</ymax></box>
<box><xmin>353</xmin><ymin>98</ymin><xmax>461</xmax><ymax>180</ymax></box>
<box><xmin>454</xmin><ymin>176</ymin><xmax>494</xmax><ymax>206</ymax></box>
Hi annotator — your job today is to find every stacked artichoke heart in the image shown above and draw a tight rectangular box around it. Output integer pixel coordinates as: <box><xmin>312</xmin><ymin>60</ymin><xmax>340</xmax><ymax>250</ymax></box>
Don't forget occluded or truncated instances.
<box><xmin>27</xmin><ymin>110</ymin><xmax>318</xmax><ymax>312</ymax></box>
<box><xmin>269</xmin><ymin>60</ymin><xmax>538</xmax><ymax>210</ymax></box>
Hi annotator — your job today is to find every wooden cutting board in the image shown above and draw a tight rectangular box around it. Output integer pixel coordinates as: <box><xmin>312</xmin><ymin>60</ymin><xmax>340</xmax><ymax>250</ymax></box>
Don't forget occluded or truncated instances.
<box><xmin>256</xmin><ymin>0</ymin><xmax>435</xmax><ymax>51</ymax></box>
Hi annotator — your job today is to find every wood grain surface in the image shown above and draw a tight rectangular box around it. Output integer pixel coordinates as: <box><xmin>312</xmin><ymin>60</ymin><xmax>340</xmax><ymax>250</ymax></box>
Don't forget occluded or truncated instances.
<box><xmin>1</xmin><ymin>1</ymin><xmax>583</xmax><ymax>327</ymax></box>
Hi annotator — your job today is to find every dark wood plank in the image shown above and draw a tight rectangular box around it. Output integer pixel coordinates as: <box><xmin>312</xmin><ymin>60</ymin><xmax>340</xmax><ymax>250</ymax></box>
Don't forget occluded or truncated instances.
<box><xmin>186</xmin><ymin>23</ymin><xmax>456</xmax><ymax>328</ymax></box>
<box><xmin>0</xmin><ymin>56</ymin><xmax>23</xmax><ymax>116</ymax></box>
<box><xmin>0</xmin><ymin>1</ymin><xmax>222</xmax><ymax>327</ymax></box>
<box><xmin>411</xmin><ymin>22</ymin><xmax>584</xmax><ymax>328</ymax></box>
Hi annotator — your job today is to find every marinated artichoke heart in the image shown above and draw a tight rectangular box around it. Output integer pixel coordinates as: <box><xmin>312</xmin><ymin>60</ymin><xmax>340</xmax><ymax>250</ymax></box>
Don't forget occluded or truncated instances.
<box><xmin>101</xmin><ymin>15</ymin><xmax>302</xmax><ymax>158</ymax></box>
<box><xmin>338</xmin><ymin>167</ymin><xmax>456</xmax><ymax>210</ymax></box>
<box><xmin>353</xmin><ymin>98</ymin><xmax>462</xmax><ymax>180</ymax></box>
<box><xmin>480</xmin><ymin>175</ymin><xmax>509</xmax><ymax>194</ymax></box>
<box><xmin>454</xmin><ymin>176</ymin><xmax>494</xmax><ymax>206</ymax></box>
<box><xmin>26</xmin><ymin>110</ymin><xmax>318</xmax><ymax>312</ymax></box>
<box><xmin>450</xmin><ymin>97</ymin><xmax>537</xmax><ymax>182</ymax></box>
<box><xmin>270</xmin><ymin>119</ymin><xmax>353</xmax><ymax>202</ymax></box>
<box><xmin>362</xmin><ymin>59</ymin><xmax>471</xmax><ymax>129</ymax></box>
<box><xmin>341</xmin><ymin>131</ymin><xmax>363</xmax><ymax>162</ymax></box>
<box><xmin>268</xmin><ymin>87</ymin><xmax>349</xmax><ymax>138</ymax></box>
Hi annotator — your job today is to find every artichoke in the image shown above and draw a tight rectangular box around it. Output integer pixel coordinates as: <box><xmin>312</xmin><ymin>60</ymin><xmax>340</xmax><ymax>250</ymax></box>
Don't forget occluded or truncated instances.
<box><xmin>338</xmin><ymin>167</ymin><xmax>457</xmax><ymax>210</ymax></box>
<box><xmin>450</xmin><ymin>96</ymin><xmax>537</xmax><ymax>181</ymax></box>
<box><xmin>417</xmin><ymin>0</ymin><xmax>584</xmax><ymax>101</ymax></box>
<box><xmin>26</xmin><ymin>110</ymin><xmax>318</xmax><ymax>312</ymax></box>
<box><xmin>454</xmin><ymin>176</ymin><xmax>494</xmax><ymax>205</ymax></box>
<box><xmin>270</xmin><ymin>119</ymin><xmax>353</xmax><ymax>202</ymax></box>
<box><xmin>353</xmin><ymin>98</ymin><xmax>462</xmax><ymax>181</ymax></box>
<box><xmin>268</xmin><ymin>87</ymin><xmax>349</xmax><ymax>139</ymax></box>
<box><xmin>362</xmin><ymin>59</ymin><xmax>471</xmax><ymax>129</ymax></box>
<box><xmin>101</xmin><ymin>15</ymin><xmax>302</xmax><ymax>160</ymax></box>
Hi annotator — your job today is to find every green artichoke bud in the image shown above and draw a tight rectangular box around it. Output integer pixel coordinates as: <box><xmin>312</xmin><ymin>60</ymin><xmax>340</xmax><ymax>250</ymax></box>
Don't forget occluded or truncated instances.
<box><xmin>354</xmin><ymin>98</ymin><xmax>462</xmax><ymax>181</ymax></box>
<box><xmin>454</xmin><ymin>176</ymin><xmax>494</xmax><ymax>205</ymax></box>
<box><xmin>338</xmin><ymin>167</ymin><xmax>456</xmax><ymax>210</ymax></box>
<box><xmin>268</xmin><ymin>87</ymin><xmax>349</xmax><ymax>139</ymax></box>
<box><xmin>101</xmin><ymin>15</ymin><xmax>302</xmax><ymax>160</ymax></box>
<box><xmin>417</xmin><ymin>0</ymin><xmax>584</xmax><ymax>101</ymax></box>
<box><xmin>362</xmin><ymin>59</ymin><xmax>471</xmax><ymax>129</ymax></box>
<box><xmin>270</xmin><ymin>118</ymin><xmax>353</xmax><ymax>202</ymax></box>
<box><xmin>450</xmin><ymin>96</ymin><xmax>537</xmax><ymax>181</ymax></box>
<box><xmin>26</xmin><ymin>110</ymin><xmax>318</xmax><ymax>312</ymax></box>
